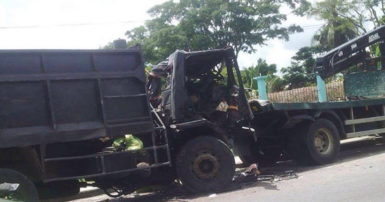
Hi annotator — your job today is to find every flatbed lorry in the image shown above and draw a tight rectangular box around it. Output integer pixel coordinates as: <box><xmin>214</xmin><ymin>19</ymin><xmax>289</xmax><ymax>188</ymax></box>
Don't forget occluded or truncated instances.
<box><xmin>248</xmin><ymin>97</ymin><xmax>385</xmax><ymax>165</ymax></box>
<box><xmin>246</xmin><ymin>25</ymin><xmax>385</xmax><ymax>165</ymax></box>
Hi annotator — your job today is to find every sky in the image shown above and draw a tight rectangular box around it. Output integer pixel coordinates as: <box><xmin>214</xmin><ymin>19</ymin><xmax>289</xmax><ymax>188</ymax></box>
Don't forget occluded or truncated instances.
<box><xmin>0</xmin><ymin>0</ymin><xmax>323</xmax><ymax>71</ymax></box>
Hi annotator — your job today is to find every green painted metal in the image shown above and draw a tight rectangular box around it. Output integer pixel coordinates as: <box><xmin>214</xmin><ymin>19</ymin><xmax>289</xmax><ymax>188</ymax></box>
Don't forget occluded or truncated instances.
<box><xmin>253</xmin><ymin>76</ymin><xmax>268</xmax><ymax>100</ymax></box>
<box><xmin>344</xmin><ymin>70</ymin><xmax>385</xmax><ymax>98</ymax></box>
<box><xmin>316</xmin><ymin>74</ymin><xmax>327</xmax><ymax>102</ymax></box>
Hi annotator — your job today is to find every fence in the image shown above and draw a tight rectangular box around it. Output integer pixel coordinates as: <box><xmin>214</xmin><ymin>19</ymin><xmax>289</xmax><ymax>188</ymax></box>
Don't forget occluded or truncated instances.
<box><xmin>265</xmin><ymin>81</ymin><xmax>345</xmax><ymax>103</ymax></box>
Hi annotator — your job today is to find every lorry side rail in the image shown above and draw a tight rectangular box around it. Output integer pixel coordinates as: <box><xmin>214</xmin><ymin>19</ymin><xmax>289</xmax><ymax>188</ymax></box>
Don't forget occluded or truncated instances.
<box><xmin>344</xmin><ymin>104</ymin><xmax>385</xmax><ymax>138</ymax></box>
<box><xmin>42</xmin><ymin>145</ymin><xmax>170</xmax><ymax>182</ymax></box>
<box><xmin>41</xmin><ymin>105</ymin><xmax>171</xmax><ymax>182</ymax></box>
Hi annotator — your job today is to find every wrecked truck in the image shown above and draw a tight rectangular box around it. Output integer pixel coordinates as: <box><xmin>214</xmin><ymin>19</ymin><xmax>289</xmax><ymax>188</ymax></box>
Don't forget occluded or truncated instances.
<box><xmin>0</xmin><ymin>47</ymin><xmax>255</xmax><ymax>200</ymax></box>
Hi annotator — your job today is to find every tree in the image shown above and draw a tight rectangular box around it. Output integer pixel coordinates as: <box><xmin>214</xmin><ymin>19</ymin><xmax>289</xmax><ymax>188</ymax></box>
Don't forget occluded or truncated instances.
<box><xmin>281</xmin><ymin>64</ymin><xmax>310</xmax><ymax>89</ymax></box>
<box><xmin>268</xmin><ymin>76</ymin><xmax>286</xmax><ymax>92</ymax></box>
<box><xmin>104</xmin><ymin>39</ymin><xmax>128</xmax><ymax>49</ymax></box>
<box><xmin>310</xmin><ymin>0</ymin><xmax>385</xmax><ymax>50</ymax></box>
<box><xmin>310</xmin><ymin>0</ymin><xmax>359</xmax><ymax>49</ymax></box>
<box><xmin>281</xmin><ymin>46</ymin><xmax>323</xmax><ymax>89</ymax></box>
<box><xmin>241</xmin><ymin>59</ymin><xmax>285</xmax><ymax>92</ymax></box>
<box><xmin>115</xmin><ymin>0</ymin><xmax>308</xmax><ymax>63</ymax></box>
<box><xmin>349</xmin><ymin>0</ymin><xmax>385</xmax><ymax>29</ymax></box>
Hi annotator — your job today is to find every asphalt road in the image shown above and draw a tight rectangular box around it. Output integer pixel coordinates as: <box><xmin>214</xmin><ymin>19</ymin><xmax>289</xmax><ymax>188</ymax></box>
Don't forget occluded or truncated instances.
<box><xmin>191</xmin><ymin>137</ymin><xmax>385</xmax><ymax>202</ymax></box>
<box><xmin>64</xmin><ymin>136</ymin><xmax>385</xmax><ymax>202</ymax></box>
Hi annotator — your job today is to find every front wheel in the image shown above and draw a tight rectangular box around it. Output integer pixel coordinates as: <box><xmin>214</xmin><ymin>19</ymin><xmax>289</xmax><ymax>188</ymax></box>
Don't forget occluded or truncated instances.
<box><xmin>176</xmin><ymin>136</ymin><xmax>235</xmax><ymax>193</ymax></box>
<box><xmin>0</xmin><ymin>169</ymin><xmax>39</xmax><ymax>202</ymax></box>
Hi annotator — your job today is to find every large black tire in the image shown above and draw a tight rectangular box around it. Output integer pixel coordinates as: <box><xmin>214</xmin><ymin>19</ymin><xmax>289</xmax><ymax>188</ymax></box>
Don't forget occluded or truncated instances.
<box><xmin>298</xmin><ymin>119</ymin><xmax>340</xmax><ymax>165</ymax></box>
<box><xmin>176</xmin><ymin>136</ymin><xmax>235</xmax><ymax>193</ymax></box>
<box><xmin>0</xmin><ymin>168</ymin><xmax>39</xmax><ymax>202</ymax></box>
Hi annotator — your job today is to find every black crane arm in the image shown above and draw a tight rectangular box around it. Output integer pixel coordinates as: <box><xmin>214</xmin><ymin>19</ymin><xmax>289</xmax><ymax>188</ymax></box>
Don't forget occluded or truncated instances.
<box><xmin>315</xmin><ymin>25</ymin><xmax>385</xmax><ymax>79</ymax></box>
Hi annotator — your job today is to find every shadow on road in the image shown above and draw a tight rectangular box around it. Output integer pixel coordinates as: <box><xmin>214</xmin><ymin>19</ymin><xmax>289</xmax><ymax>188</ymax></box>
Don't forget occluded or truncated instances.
<box><xmin>62</xmin><ymin>136</ymin><xmax>385</xmax><ymax>202</ymax></box>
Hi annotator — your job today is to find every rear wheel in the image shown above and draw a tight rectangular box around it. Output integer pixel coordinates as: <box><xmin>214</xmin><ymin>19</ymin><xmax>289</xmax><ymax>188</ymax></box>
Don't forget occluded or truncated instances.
<box><xmin>176</xmin><ymin>136</ymin><xmax>235</xmax><ymax>193</ymax></box>
<box><xmin>0</xmin><ymin>168</ymin><xmax>39</xmax><ymax>202</ymax></box>
<box><xmin>297</xmin><ymin>119</ymin><xmax>340</xmax><ymax>165</ymax></box>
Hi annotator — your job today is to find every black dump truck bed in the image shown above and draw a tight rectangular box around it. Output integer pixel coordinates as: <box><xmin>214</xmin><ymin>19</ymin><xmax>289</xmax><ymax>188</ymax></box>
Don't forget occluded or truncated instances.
<box><xmin>0</xmin><ymin>48</ymin><xmax>153</xmax><ymax>148</ymax></box>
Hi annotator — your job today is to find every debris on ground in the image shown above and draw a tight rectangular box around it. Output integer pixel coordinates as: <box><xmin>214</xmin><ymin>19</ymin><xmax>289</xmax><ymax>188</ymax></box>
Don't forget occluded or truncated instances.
<box><xmin>241</xmin><ymin>163</ymin><xmax>261</xmax><ymax>177</ymax></box>
<box><xmin>256</xmin><ymin>170</ymin><xmax>298</xmax><ymax>182</ymax></box>
<box><xmin>236</xmin><ymin>164</ymin><xmax>298</xmax><ymax>184</ymax></box>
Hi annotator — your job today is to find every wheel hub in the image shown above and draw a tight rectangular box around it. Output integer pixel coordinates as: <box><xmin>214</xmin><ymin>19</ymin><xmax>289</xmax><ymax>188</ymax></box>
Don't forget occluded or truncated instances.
<box><xmin>193</xmin><ymin>153</ymin><xmax>220</xmax><ymax>179</ymax></box>
<box><xmin>314</xmin><ymin>128</ymin><xmax>332</xmax><ymax>154</ymax></box>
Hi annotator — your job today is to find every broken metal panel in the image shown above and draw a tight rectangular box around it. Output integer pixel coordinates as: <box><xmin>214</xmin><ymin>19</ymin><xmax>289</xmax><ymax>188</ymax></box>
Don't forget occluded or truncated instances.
<box><xmin>344</xmin><ymin>70</ymin><xmax>385</xmax><ymax>98</ymax></box>
<box><xmin>166</xmin><ymin>48</ymin><xmax>253</xmax><ymax>123</ymax></box>
<box><xmin>170</xmin><ymin>51</ymin><xmax>188</xmax><ymax>122</ymax></box>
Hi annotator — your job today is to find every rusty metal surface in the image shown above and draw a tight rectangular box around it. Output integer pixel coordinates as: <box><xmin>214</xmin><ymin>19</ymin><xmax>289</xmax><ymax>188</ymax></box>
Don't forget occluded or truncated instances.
<box><xmin>344</xmin><ymin>70</ymin><xmax>385</xmax><ymax>98</ymax></box>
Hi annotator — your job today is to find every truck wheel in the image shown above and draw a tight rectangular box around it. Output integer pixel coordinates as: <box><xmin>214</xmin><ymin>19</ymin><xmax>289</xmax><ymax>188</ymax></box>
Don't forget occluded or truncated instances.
<box><xmin>302</xmin><ymin>119</ymin><xmax>340</xmax><ymax>165</ymax></box>
<box><xmin>176</xmin><ymin>136</ymin><xmax>235</xmax><ymax>193</ymax></box>
<box><xmin>0</xmin><ymin>168</ymin><xmax>39</xmax><ymax>202</ymax></box>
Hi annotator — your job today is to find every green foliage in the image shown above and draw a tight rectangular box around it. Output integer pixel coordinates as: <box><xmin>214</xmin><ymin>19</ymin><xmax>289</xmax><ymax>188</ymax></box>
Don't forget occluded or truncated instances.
<box><xmin>281</xmin><ymin>46</ymin><xmax>324</xmax><ymax>89</ymax></box>
<box><xmin>311</xmin><ymin>0</ymin><xmax>385</xmax><ymax>49</ymax></box>
<box><xmin>241</xmin><ymin>59</ymin><xmax>286</xmax><ymax>93</ymax></box>
<box><xmin>268</xmin><ymin>76</ymin><xmax>286</xmax><ymax>92</ymax></box>
<box><xmin>349</xmin><ymin>0</ymin><xmax>385</xmax><ymax>29</ymax></box>
<box><xmin>241</xmin><ymin>59</ymin><xmax>277</xmax><ymax>89</ymax></box>
<box><xmin>112</xmin><ymin>0</ymin><xmax>306</xmax><ymax>64</ymax></box>
<box><xmin>281</xmin><ymin>64</ymin><xmax>311</xmax><ymax>89</ymax></box>
<box><xmin>104</xmin><ymin>39</ymin><xmax>128</xmax><ymax>49</ymax></box>
<box><xmin>113</xmin><ymin>134</ymin><xmax>144</xmax><ymax>151</ymax></box>
<box><xmin>105</xmin><ymin>0</ymin><xmax>385</xmax><ymax>91</ymax></box>
<box><xmin>267</xmin><ymin>0</ymin><xmax>385</xmax><ymax>90</ymax></box>
<box><xmin>310</xmin><ymin>0</ymin><xmax>359</xmax><ymax>49</ymax></box>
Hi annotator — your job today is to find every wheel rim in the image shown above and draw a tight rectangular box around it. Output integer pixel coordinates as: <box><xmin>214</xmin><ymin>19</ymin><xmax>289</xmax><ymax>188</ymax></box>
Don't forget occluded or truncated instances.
<box><xmin>192</xmin><ymin>153</ymin><xmax>220</xmax><ymax>180</ymax></box>
<box><xmin>0</xmin><ymin>182</ymin><xmax>27</xmax><ymax>201</ymax></box>
<box><xmin>314</xmin><ymin>128</ymin><xmax>333</xmax><ymax>154</ymax></box>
